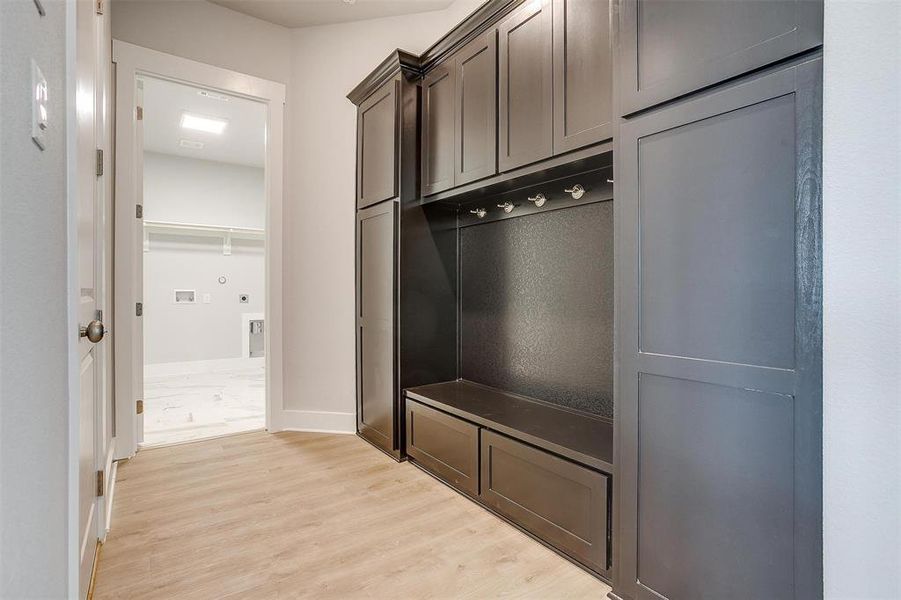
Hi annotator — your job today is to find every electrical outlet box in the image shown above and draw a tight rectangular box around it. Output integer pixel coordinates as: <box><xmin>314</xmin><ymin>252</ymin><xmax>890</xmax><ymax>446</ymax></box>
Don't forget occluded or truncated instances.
<box><xmin>174</xmin><ymin>289</ymin><xmax>196</xmax><ymax>304</ymax></box>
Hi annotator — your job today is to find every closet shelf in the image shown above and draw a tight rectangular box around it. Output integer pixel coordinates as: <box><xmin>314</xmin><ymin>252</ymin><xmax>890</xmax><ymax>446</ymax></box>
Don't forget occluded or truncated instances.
<box><xmin>143</xmin><ymin>220</ymin><xmax>264</xmax><ymax>255</ymax></box>
<box><xmin>404</xmin><ymin>379</ymin><xmax>614</xmax><ymax>473</ymax></box>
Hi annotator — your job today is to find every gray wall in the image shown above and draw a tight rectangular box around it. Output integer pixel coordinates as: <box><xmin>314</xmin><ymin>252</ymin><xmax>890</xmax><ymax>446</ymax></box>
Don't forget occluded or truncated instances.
<box><xmin>823</xmin><ymin>2</ymin><xmax>901</xmax><ymax>599</ymax></box>
<box><xmin>0</xmin><ymin>0</ymin><xmax>72</xmax><ymax>597</ymax></box>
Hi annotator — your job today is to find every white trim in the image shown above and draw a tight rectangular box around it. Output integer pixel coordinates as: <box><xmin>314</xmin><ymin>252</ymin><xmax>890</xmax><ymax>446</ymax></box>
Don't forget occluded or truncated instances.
<box><xmin>241</xmin><ymin>312</ymin><xmax>265</xmax><ymax>358</ymax></box>
<box><xmin>101</xmin><ymin>458</ymin><xmax>117</xmax><ymax>540</ymax></box>
<box><xmin>278</xmin><ymin>410</ymin><xmax>357</xmax><ymax>435</ymax></box>
<box><xmin>113</xmin><ymin>41</ymin><xmax>286</xmax><ymax>458</ymax></box>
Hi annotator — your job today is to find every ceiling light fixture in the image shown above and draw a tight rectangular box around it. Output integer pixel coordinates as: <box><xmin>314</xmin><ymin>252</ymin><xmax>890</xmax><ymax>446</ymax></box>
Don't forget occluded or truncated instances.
<box><xmin>343</xmin><ymin>0</ymin><xmax>356</xmax><ymax>4</ymax></box>
<box><xmin>180</xmin><ymin>113</ymin><xmax>227</xmax><ymax>134</ymax></box>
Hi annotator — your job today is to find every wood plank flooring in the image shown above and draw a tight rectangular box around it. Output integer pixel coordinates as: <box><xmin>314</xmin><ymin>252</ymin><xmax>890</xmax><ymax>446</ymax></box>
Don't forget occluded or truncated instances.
<box><xmin>95</xmin><ymin>431</ymin><xmax>610</xmax><ymax>599</ymax></box>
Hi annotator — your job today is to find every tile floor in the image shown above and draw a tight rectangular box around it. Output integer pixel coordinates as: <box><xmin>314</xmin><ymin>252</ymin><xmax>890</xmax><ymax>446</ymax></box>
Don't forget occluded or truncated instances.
<box><xmin>142</xmin><ymin>358</ymin><xmax>265</xmax><ymax>446</ymax></box>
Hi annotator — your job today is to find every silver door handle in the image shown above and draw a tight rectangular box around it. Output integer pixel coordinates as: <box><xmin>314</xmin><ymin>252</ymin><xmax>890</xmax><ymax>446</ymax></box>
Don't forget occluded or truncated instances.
<box><xmin>79</xmin><ymin>320</ymin><xmax>106</xmax><ymax>343</ymax></box>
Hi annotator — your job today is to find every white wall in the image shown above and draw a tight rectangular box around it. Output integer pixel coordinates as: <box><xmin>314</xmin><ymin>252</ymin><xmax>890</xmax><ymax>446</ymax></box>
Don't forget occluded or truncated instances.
<box><xmin>823</xmin><ymin>2</ymin><xmax>901</xmax><ymax>599</ymax></box>
<box><xmin>0</xmin><ymin>0</ymin><xmax>71</xmax><ymax>596</ymax></box>
<box><xmin>143</xmin><ymin>152</ymin><xmax>265</xmax><ymax>228</ymax></box>
<box><xmin>110</xmin><ymin>0</ymin><xmax>291</xmax><ymax>85</ymax></box>
<box><xmin>143</xmin><ymin>152</ymin><xmax>264</xmax><ymax>364</ymax></box>
<box><xmin>283</xmin><ymin>0</ymin><xmax>483</xmax><ymax>417</ymax></box>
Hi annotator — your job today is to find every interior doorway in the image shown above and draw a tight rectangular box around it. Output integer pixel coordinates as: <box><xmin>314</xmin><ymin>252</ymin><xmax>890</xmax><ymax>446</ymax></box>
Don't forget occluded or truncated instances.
<box><xmin>113</xmin><ymin>41</ymin><xmax>285</xmax><ymax>459</ymax></box>
<box><xmin>138</xmin><ymin>76</ymin><xmax>267</xmax><ymax>446</ymax></box>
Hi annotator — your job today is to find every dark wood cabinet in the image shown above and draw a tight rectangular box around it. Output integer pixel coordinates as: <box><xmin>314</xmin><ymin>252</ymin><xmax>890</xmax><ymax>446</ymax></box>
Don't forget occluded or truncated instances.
<box><xmin>616</xmin><ymin>56</ymin><xmax>822</xmax><ymax>599</ymax></box>
<box><xmin>454</xmin><ymin>31</ymin><xmax>498</xmax><ymax>186</ymax></box>
<box><xmin>552</xmin><ymin>0</ymin><xmax>612</xmax><ymax>153</ymax></box>
<box><xmin>406</xmin><ymin>400</ymin><xmax>480</xmax><ymax>496</ymax></box>
<box><xmin>421</xmin><ymin>66</ymin><xmax>456</xmax><ymax>195</ymax></box>
<box><xmin>619</xmin><ymin>0</ymin><xmax>823</xmax><ymax>115</ymax></box>
<box><xmin>480</xmin><ymin>430</ymin><xmax>609</xmax><ymax>575</ymax></box>
<box><xmin>356</xmin><ymin>201</ymin><xmax>397</xmax><ymax>454</ymax></box>
<box><xmin>498</xmin><ymin>0</ymin><xmax>553</xmax><ymax>172</ymax></box>
<box><xmin>356</xmin><ymin>79</ymin><xmax>399</xmax><ymax>209</ymax></box>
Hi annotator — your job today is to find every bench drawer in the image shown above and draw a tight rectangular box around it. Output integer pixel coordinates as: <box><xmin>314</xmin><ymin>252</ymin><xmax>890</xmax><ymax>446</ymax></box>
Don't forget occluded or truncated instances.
<box><xmin>405</xmin><ymin>400</ymin><xmax>480</xmax><ymax>496</ymax></box>
<box><xmin>480</xmin><ymin>430</ymin><xmax>609</xmax><ymax>573</ymax></box>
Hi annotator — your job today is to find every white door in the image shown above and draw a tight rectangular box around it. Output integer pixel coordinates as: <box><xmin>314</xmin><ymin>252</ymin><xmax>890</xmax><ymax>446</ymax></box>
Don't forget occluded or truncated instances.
<box><xmin>75</xmin><ymin>0</ymin><xmax>106</xmax><ymax>595</ymax></box>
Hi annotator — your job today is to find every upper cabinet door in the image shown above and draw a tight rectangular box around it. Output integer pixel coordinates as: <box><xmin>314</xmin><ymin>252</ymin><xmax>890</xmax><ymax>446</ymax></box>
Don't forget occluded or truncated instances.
<box><xmin>553</xmin><ymin>0</ymin><xmax>613</xmax><ymax>153</ymax></box>
<box><xmin>619</xmin><ymin>0</ymin><xmax>823</xmax><ymax>115</ymax></box>
<box><xmin>498</xmin><ymin>0</ymin><xmax>553</xmax><ymax>172</ymax></box>
<box><xmin>454</xmin><ymin>31</ymin><xmax>498</xmax><ymax>187</ymax></box>
<box><xmin>422</xmin><ymin>66</ymin><xmax>456</xmax><ymax>196</ymax></box>
<box><xmin>357</xmin><ymin>79</ymin><xmax>399</xmax><ymax>209</ymax></box>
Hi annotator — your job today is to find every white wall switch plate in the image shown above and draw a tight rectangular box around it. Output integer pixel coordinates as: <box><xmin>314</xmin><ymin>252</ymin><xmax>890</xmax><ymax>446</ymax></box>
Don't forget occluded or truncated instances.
<box><xmin>31</xmin><ymin>60</ymin><xmax>48</xmax><ymax>150</ymax></box>
<box><xmin>202</xmin><ymin>293</ymin><xmax>211</xmax><ymax>304</ymax></box>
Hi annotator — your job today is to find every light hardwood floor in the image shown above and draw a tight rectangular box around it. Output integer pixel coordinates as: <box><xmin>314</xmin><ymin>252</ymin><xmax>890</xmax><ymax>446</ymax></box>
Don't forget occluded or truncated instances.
<box><xmin>95</xmin><ymin>431</ymin><xmax>610</xmax><ymax>599</ymax></box>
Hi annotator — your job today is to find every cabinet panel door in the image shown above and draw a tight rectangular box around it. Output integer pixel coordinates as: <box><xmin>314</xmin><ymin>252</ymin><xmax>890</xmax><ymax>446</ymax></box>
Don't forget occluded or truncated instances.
<box><xmin>620</xmin><ymin>0</ymin><xmax>823</xmax><ymax>115</ymax></box>
<box><xmin>421</xmin><ymin>66</ymin><xmax>456</xmax><ymax>196</ymax></box>
<box><xmin>357</xmin><ymin>201</ymin><xmax>397</xmax><ymax>454</ymax></box>
<box><xmin>455</xmin><ymin>31</ymin><xmax>497</xmax><ymax>186</ymax></box>
<box><xmin>553</xmin><ymin>0</ymin><xmax>612</xmax><ymax>153</ymax></box>
<box><xmin>406</xmin><ymin>400</ymin><xmax>480</xmax><ymax>497</ymax></box>
<box><xmin>498</xmin><ymin>0</ymin><xmax>553</xmax><ymax>172</ymax></box>
<box><xmin>356</xmin><ymin>80</ymin><xmax>398</xmax><ymax>209</ymax></box>
<box><xmin>480</xmin><ymin>430</ymin><xmax>609</xmax><ymax>574</ymax></box>
<box><xmin>616</xmin><ymin>58</ymin><xmax>822</xmax><ymax>600</ymax></box>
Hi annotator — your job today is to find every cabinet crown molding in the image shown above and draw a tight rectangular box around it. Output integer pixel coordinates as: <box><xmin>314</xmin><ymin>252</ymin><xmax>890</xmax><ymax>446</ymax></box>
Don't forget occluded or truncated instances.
<box><xmin>347</xmin><ymin>49</ymin><xmax>422</xmax><ymax>106</ymax></box>
<box><xmin>347</xmin><ymin>0</ymin><xmax>524</xmax><ymax>105</ymax></box>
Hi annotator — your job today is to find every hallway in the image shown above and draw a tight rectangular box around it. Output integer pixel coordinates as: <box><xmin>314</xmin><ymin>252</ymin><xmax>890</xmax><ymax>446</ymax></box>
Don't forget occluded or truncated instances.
<box><xmin>94</xmin><ymin>432</ymin><xmax>609</xmax><ymax>599</ymax></box>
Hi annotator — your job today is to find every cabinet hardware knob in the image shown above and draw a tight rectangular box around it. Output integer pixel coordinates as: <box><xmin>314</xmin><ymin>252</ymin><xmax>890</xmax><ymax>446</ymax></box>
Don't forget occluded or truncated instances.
<box><xmin>470</xmin><ymin>208</ymin><xmax>487</xmax><ymax>218</ymax></box>
<box><xmin>497</xmin><ymin>202</ymin><xmax>515</xmax><ymax>214</ymax></box>
<box><xmin>563</xmin><ymin>185</ymin><xmax>585</xmax><ymax>200</ymax></box>
<box><xmin>606</xmin><ymin>178</ymin><xmax>614</xmax><ymax>184</ymax></box>
<box><xmin>528</xmin><ymin>193</ymin><xmax>547</xmax><ymax>207</ymax></box>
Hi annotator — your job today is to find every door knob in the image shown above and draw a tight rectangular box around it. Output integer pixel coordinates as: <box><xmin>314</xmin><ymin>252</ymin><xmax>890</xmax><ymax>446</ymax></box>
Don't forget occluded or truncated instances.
<box><xmin>80</xmin><ymin>320</ymin><xmax>106</xmax><ymax>343</ymax></box>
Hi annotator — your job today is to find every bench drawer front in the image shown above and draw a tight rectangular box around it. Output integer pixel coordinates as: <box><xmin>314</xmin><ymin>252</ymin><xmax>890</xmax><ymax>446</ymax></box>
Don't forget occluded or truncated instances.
<box><xmin>480</xmin><ymin>430</ymin><xmax>608</xmax><ymax>573</ymax></box>
<box><xmin>406</xmin><ymin>400</ymin><xmax>480</xmax><ymax>496</ymax></box>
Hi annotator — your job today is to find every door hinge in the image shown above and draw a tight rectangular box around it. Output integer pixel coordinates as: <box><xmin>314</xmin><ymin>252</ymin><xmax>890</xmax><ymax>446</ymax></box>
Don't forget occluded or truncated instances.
<box><xmin>135</xmin><ymin>302</ymin><xmax>143</xmax><ymax>317</ymax></box>
<box><xmin>95</xmin><ymin>148</ymin><xmax>103</xmax><ymax>176</ymax></box>
<box><xmin>96</xmin><ymin>470</ymin><xmax>105</xmax><ymax>496</ymax></box>
<box><xmin>136</xmin><ymin>399</ymin><xmax>144</xmax><ymax>415</ymax></box>
<box><xmin>136</xmin><ymin>204</ymin><xmax>143</xmax><ymax>219</ymax></box>
<box><xmin>136</xmin><ymin>106</ymin><xmax>143</xmax><ymax>121</ymax></box>
<box><xmin>95</xmin><ymin>0</ymin><xmax>103</xmax><ymax>14</ymax></box>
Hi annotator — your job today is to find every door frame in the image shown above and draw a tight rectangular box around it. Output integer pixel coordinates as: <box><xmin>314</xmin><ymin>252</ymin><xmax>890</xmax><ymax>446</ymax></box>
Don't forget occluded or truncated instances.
<box><xmin>112</xmin><ymin>41</ymin><xmax>286</xmax><ymax>459</ymax></box>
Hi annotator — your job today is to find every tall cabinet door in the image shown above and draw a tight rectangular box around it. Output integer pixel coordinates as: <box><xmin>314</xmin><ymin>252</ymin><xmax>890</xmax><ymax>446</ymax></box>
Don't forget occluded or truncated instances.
<box><xmin>454</xmin><ymin>31</ymin><xmax>497</xmax><ymax>186</ymax></box>
<box><xmin>552</xmin><ymin>0</ymin><xmax>612</xmax><ymax>153</ymax></box>
<box><xmin>616</xmin><ymin>57</ymin><xmax>822</xmax><ymax>600</ymax></box>
<box><xmin>357</xmin><ymin>80</ymin><xmax>399</xmax><ymax>209</ymax></box>
<box><xmin>498</xmin><ymin>0</ymin><xmax>553</xmax><ymax>172</ymax></box>
<box><xmin>421</xmin><ymin>66</ymin><xmax>456</xmax><ymax>196</ymax></box>
<box><xmin>357</xmin><ymin>201</ymin><xmax>398</xmax><ymax>455</ymax></box>
<box><xmin>619</xmin><ymin>0</ymin><xmax>823</xmax><ymax>115</ymax></box>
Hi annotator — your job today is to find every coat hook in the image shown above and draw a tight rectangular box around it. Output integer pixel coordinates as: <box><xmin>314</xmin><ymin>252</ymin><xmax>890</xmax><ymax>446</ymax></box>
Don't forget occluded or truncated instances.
<box><xmin>497</xmin><ymin>202</ymin><xmax>515</xmax><ymax>214</ymax></box>
<box><xmin>470</xmin><ymin>208</ymin><xmax>487</xmax><ymax>218</ymax></box>
<box><xmin>563</xmin><ymin>185</ymin><xmax>585</xmax><ymax>200</ymax></box>
<box><xmin>528</xmin><ymin>193</ymin><xmax>547</xmax><ymax>207</ymax></box>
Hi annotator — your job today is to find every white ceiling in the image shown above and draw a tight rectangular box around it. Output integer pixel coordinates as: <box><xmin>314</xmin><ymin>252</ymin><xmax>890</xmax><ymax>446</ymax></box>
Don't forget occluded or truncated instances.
<box><xmin>141</xmin><ymin>76</ymin><xmax>266</xmax><ymax>168</ymax></box>
<box><xmin>208</xmin><ymin>0</ymin><xmax>455</xmax><ymax>28</ymax></box>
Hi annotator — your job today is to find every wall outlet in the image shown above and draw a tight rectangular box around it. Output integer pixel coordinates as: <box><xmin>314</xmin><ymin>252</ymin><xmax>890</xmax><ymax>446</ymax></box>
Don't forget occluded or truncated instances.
<box><xmin>31</xmin><ymin>60</ymin><xmax>48</xmax><ymax>150</ymax></box>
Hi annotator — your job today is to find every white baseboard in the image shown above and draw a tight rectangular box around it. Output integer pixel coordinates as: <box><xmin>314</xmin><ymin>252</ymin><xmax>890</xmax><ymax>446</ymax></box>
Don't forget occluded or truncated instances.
<box><xmin>274</xmin><ymin>409</ymin><xmax>355</xmax><ymax>434</ymax></box>
<box><xmin>145</xmin><ymin>356</ymin><xmax>264</xmax><ymax>378</ymax></box>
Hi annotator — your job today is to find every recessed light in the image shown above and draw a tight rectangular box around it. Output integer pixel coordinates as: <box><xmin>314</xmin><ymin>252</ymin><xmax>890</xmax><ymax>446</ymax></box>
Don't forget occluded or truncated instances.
<box><xmin>180</xmin><ymin>113</ymin><xmax>227</xmax><ymax>134</ymax></box>
<box><xmin>179</xmin><ymin>139</ymin><xmax>204</xmax><ymax>149</ymax></box>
